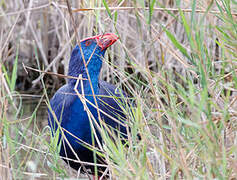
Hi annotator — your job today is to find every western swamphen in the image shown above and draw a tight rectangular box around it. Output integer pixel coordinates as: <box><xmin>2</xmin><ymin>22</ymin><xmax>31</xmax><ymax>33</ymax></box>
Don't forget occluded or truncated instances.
<box><xmin>48</xmin><ymin>33</ymin><xmax>130</xmax><ymax>176</ymax></box>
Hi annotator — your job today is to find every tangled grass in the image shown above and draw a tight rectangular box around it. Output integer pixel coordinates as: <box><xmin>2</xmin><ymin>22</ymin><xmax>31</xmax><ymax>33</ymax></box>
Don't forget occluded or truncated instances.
<box><xmin>0</xmin><ymin>0</ymin><xmax>237</xmax><ymax>179</ymax></box>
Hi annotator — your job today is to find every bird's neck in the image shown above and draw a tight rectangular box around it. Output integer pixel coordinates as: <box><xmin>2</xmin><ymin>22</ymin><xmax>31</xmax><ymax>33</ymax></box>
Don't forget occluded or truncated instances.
<box><xmin>67</xmin><ymin>54</ymin><xmax>103</xmax><ymax>94</ymax></box>
<box><xmin>68</xmin><ymin>69</ymin><xmax>100</xmax><ymax>94</ymax></box>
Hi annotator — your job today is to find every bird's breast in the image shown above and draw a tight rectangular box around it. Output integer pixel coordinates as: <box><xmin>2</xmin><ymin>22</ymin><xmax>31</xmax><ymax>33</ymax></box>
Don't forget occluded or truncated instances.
<box><xmin>63</xmin><ymin>95</ymin><xmax>100</xmax><ymax>147</ymax></box>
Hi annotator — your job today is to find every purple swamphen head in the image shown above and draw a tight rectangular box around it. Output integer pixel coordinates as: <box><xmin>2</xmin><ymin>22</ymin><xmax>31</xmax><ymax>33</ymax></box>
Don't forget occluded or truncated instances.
<box><xmin>68</xmin><ymin>33</ymin><xmax>119</xmax><ymax>85</ymax></box>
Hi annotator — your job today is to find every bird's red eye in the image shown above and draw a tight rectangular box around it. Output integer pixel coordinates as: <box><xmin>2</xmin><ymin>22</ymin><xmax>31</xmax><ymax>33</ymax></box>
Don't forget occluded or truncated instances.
<box><xmin>85</xmin><ymin>40</ymin><xmax>92</xmax><ymax>46</ymax></box>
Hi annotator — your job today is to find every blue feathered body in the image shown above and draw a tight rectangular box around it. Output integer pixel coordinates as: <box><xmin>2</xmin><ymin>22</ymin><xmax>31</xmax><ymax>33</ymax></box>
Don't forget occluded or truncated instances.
<box><xmin>48</xmin><ymin>37</ymin><xmax>129</xmax><ymax>173</ymax></box>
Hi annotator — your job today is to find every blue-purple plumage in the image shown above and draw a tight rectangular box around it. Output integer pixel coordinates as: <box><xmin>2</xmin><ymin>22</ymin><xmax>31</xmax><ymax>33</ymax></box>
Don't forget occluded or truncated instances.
<box><xmin>48</xmin><ymin>33</ymin><xmax>129</xmax><ymax>175</ymax></box>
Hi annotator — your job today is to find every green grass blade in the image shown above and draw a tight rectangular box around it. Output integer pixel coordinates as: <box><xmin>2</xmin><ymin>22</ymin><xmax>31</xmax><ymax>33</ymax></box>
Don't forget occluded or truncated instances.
<box><xmin>1</xmin><ymin>64</ymin><xmax>11</xmax><ymax>86</ymax></box>
<box><xmin>10</xmin><ymin>44</ymin><xmax>19</xmax><ymax>91</ymax></box>
<box><xmin>148</xmin><ymin>0</ymin><xmax>156</xmax><ymax>25</ymax></box>
<box><xmin>102</xmin><ymin>0</ymin><xmax>112</xmax><ymax>19</ymax></box>
<box><xmin>163</xmin><ymin>26</ymin><xmax>191</xmax><ymax>60</ymax></box>
<box><xmin>191</xmin><ymin>0</ymin><xmax>196</xmax><ymax>28</ymax></box>
<box><xmin>179</xmin><ymin>8</ymin><xmax>194</xmax><ymax>50</ymax></box>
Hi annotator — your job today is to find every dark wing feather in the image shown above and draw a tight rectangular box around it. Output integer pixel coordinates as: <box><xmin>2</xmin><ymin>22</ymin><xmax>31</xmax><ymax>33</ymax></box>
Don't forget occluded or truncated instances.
<box><xmin>98</xmin><ymin>80</ymin><xmax>129</xmax><ymax>135</ymax></box>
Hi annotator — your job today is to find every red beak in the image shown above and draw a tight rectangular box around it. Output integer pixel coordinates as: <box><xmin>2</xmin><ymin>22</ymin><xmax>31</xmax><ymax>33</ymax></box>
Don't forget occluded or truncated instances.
<box><xmin>82</xmin><ymin>33</ymin><xmax>119</xmax><ymax>51</ymax></box>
